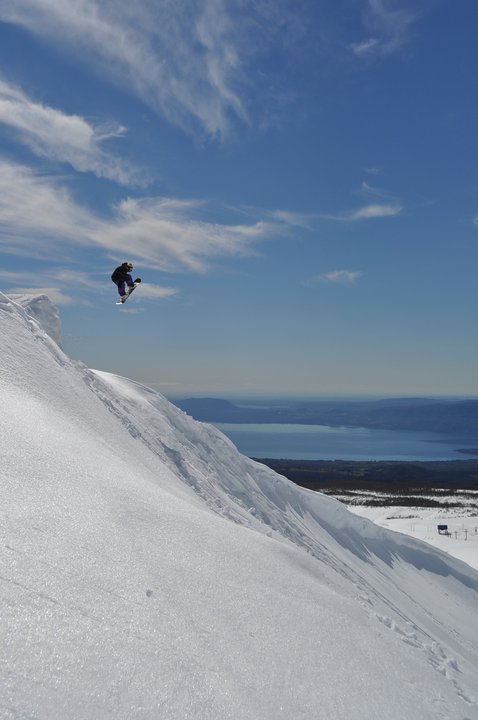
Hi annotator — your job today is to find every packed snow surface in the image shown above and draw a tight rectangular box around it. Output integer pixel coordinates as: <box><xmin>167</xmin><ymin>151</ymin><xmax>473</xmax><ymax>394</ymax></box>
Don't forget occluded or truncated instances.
<box><xmin>349</xmin><ymin>503</ymin><xmax>478</xmax><ymax>571</ymax></box>
<box><xmin>1</xmin><ymin>291</ymin><xmax>478</xmax><ymax>720</ymax></box>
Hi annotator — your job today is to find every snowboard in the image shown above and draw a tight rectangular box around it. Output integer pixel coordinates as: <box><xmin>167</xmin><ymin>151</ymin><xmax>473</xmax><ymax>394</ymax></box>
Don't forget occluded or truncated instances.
<box><xmin>116</xmin><ymin>278</ymin><xmax>141</xmax><ymax>304</ymax></box>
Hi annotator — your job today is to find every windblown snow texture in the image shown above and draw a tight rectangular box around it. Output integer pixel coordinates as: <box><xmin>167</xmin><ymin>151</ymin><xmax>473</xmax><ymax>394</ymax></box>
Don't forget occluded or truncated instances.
<box><xmin>1</xmin><ymin>291</ymin><xmax>477</xmax><ymax>720</ymax></box>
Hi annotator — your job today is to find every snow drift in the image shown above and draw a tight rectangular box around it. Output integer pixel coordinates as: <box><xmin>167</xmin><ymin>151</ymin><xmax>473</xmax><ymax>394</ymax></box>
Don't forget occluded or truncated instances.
<box><xmin>1</xmin><ymin>291</ymin><xmax>477</xmax><ymax>720</ymax></box>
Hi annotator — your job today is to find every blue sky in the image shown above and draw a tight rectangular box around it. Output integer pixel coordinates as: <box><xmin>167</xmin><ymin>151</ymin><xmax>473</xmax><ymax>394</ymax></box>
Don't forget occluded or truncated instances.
<box><xmin>1</xmin><ymin>1</ymin><xmax>477</xmax><ymax>397</ymax></box>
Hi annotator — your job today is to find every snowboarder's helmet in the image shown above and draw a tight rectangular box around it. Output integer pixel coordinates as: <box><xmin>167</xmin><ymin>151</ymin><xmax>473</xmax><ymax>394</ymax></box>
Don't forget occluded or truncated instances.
<box><xmin>124</xmin><ymin>262</ymin><xmax>134</xmax><ymax>271</ymax></box>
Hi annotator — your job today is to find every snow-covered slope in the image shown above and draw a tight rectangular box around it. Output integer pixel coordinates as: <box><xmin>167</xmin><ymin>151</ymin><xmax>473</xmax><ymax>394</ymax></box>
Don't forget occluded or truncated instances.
<box><xmin>1</xmin><ymin>291</ymin><xmax>478</xmax><ymax>720</ymax></box>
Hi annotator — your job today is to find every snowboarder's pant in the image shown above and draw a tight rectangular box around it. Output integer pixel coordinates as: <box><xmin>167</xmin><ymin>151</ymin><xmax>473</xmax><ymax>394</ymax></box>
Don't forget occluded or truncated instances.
<box><xmin>114</xmin><ymin>274</ymin><xmax>134</xmax><ymax>296</ymax></box>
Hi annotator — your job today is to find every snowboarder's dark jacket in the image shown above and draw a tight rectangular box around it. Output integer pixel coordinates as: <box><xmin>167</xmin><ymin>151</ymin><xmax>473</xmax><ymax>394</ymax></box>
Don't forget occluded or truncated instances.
<box><xmin>111</xmin><ymin>264</ymin><xmax>131</xmax><ymax>283</ymax></box>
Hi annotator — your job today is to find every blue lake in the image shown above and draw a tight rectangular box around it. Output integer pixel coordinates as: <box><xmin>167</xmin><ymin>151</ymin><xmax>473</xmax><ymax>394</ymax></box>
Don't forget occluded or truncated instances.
<box><xmin>215</xmin><ymin>423</ymin><xmax>478</xmax><ymax>461</ymax></box>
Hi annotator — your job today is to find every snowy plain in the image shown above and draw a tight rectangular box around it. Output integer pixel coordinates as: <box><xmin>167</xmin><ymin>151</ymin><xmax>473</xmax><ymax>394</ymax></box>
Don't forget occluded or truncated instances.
<box><xmin>349</xmin><ymin>501</ymin><xmax>478</xmax><ymax>571</ymax></box>
<box><xmin>1</xmin><ymin>291</ymin><xmax>478</xmax><ymax>720</ymax></box>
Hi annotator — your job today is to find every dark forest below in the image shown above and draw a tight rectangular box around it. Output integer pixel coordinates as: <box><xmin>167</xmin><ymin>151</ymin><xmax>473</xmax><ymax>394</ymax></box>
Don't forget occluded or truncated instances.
<box><xmin>255</xmin><ymin>459</ymin><xmax>478</xmax><ymax>501</ymax></box>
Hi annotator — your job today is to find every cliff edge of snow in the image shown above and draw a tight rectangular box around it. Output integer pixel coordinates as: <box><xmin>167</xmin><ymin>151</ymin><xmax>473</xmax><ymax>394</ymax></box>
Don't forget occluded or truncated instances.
<box><xmin>8</xmin><ymin>292</ymin><xmax>62</xmax><ymax>346</ymax></box>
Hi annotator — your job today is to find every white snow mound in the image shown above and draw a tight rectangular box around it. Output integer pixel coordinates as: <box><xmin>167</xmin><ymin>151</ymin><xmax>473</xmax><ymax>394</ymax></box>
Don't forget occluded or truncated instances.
<box><xmin>1</xmin><ymin>290</ymin><xmax>478</xmax><ymax>720</ymax></box>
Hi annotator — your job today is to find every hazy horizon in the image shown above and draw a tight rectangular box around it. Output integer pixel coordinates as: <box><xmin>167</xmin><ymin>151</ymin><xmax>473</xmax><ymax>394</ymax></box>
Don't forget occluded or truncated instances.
<box><xmin>165</xmin><ymin>390</ymin><xmax>478</xmax><ymax>403</ymax></box>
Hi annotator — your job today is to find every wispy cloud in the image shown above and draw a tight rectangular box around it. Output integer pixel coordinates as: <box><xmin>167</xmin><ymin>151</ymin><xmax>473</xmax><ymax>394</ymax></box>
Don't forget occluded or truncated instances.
<box><xmin>0</xmin><ymin>1</ymin><xmax>315</xmax><ymax>139</ymax></box>
<box><xmin>359</xmin><ymin>181</ymin><xmax>389</xmax><ymax>197</ymax></box>
<box><xmin>266</xmin><ymin>209</ymin><xmax>315</xmax><ymax>230</ymax></box>
<box><xmin>313</xmin><ymin>270</ymin><xmax>362</xmax><ymax>284</ymax></box>
<box><xmin>94</xmin><ymin>196</ymin><xmax>277</xmax><ymax>273</ymax></box>
<box><xmin>351</xmin><ymin>203</ymin><xmax>402</xmax><ymax>219</ymax></box>
<box><xmin>0</xmin><ymin>1</ymin><xmax>250</xmax><ymax>139</ymax></box>
<box><xmin>195</xmin><ymin>0</ymin><xmax>248</xmax><ymax>125</ymax></box>
<box><xmin>322</xmin><ymin>203</ymin><xmax>402</xmax><ymax>222</ymax></box>
<box><xmin>134</xmin><ymin>284</ymin><xmax>178</xmax><ymax>300</ymax></box>
<box><xmin>352</xmin><ymin>0</ymin><xmax>422</xmax><ymax>58</ymax></box>
<box><xmin>0</xmin><ymin>78</ymin><xmax>140</xmax><ymax>185</ymax></box>
<box><xmin>0</xmin><ymin>157</ymin><xmax>283</xmax><ymax>275</ymax></box>
<box><xmin>0</xmin><ymin>159</ymin><xmax>94</xmax><ymax>256</ymax></box>
<box><xmin>351</xmin><ymin>38</ymin><xmax>381</xmax><ymax>57</ymax></box>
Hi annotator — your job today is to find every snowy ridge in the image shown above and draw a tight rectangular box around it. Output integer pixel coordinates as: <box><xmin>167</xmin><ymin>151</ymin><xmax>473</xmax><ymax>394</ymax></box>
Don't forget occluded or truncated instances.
<box><xmin>1</xmin><ymin>290</ymin><xmax>478</xmax><ymax>720</ymax></box>
<box><xmin>7</xmin><ymin>292</ymin><xmax>63</xmax><ymax>347</ymax></box>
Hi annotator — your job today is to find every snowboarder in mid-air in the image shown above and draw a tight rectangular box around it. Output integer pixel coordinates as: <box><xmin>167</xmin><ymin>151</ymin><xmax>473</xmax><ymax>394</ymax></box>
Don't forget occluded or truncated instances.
<box><xmin>111</xmin><ymin>262</ymin><xmax>141</xmax><ymax>304</ymax></box>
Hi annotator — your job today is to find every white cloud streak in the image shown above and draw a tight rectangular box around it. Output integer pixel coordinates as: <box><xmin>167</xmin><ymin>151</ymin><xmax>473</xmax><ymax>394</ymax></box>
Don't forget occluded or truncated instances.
<box><xmin>0</xmin><ymin>159</ymin><xmax>95</xmax><ymax>256</ymax></box>
<box><xmin>92</xmin><ymin>196</ymin><xmax>276</xmax><ymax>272</ymax></box>
<box><xmin>360</xmin><ymin>181</ymin><xmax>387</xmax><ymax>197</ymax></box>
<box><xmin>315</xmin><ymin>270</ymin><xmax>362</xmax><ymax>284</ymax></box>
<box><xmin>0</xmin><ymin>78</ymin><xmax>139</xmax><ymax>185</ymax></box>
<box><xmin>351</xmin><ymin>38</ymin><xmax>381</xmax><ymax>57</ymax></box>
<box><xmin>0</xmin><ymin>157</ymin><xmax>281</xmax><ymax>273</ymax></box>
<box><xmin>352</xmin><ymin>0</ymin><xmax>422</xmax><ymax>57</ymax></box>
<box><xmin>266</xmin><ymin>209</ymin><xmax>315</xmax><ymax>230</ymax></box>
<box><xmin>0</xmin><ymin>0</ymin><xmax>249</xmax><ymax>139</ymax></box>
<box><xmin>134</xmin><ymin>283</ymin><xmax>178</xmax><ymax>300</ymax></box>
<box><xmin>349</xmin><ymin>203</ymin><xmax>402</xmax><ymax>220</ymax></box>
<box><xmin>322</xmin><ymin>203</ymin><xmax>402</xmax><ymax>222</ymax></box>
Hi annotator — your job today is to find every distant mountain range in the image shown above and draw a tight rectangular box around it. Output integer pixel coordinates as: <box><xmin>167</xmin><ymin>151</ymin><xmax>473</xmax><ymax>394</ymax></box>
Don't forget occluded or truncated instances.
<box><xmin>173</xmin><ymin>397</ymin><xmax>478</xmax><ymax>436</ymax></box>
